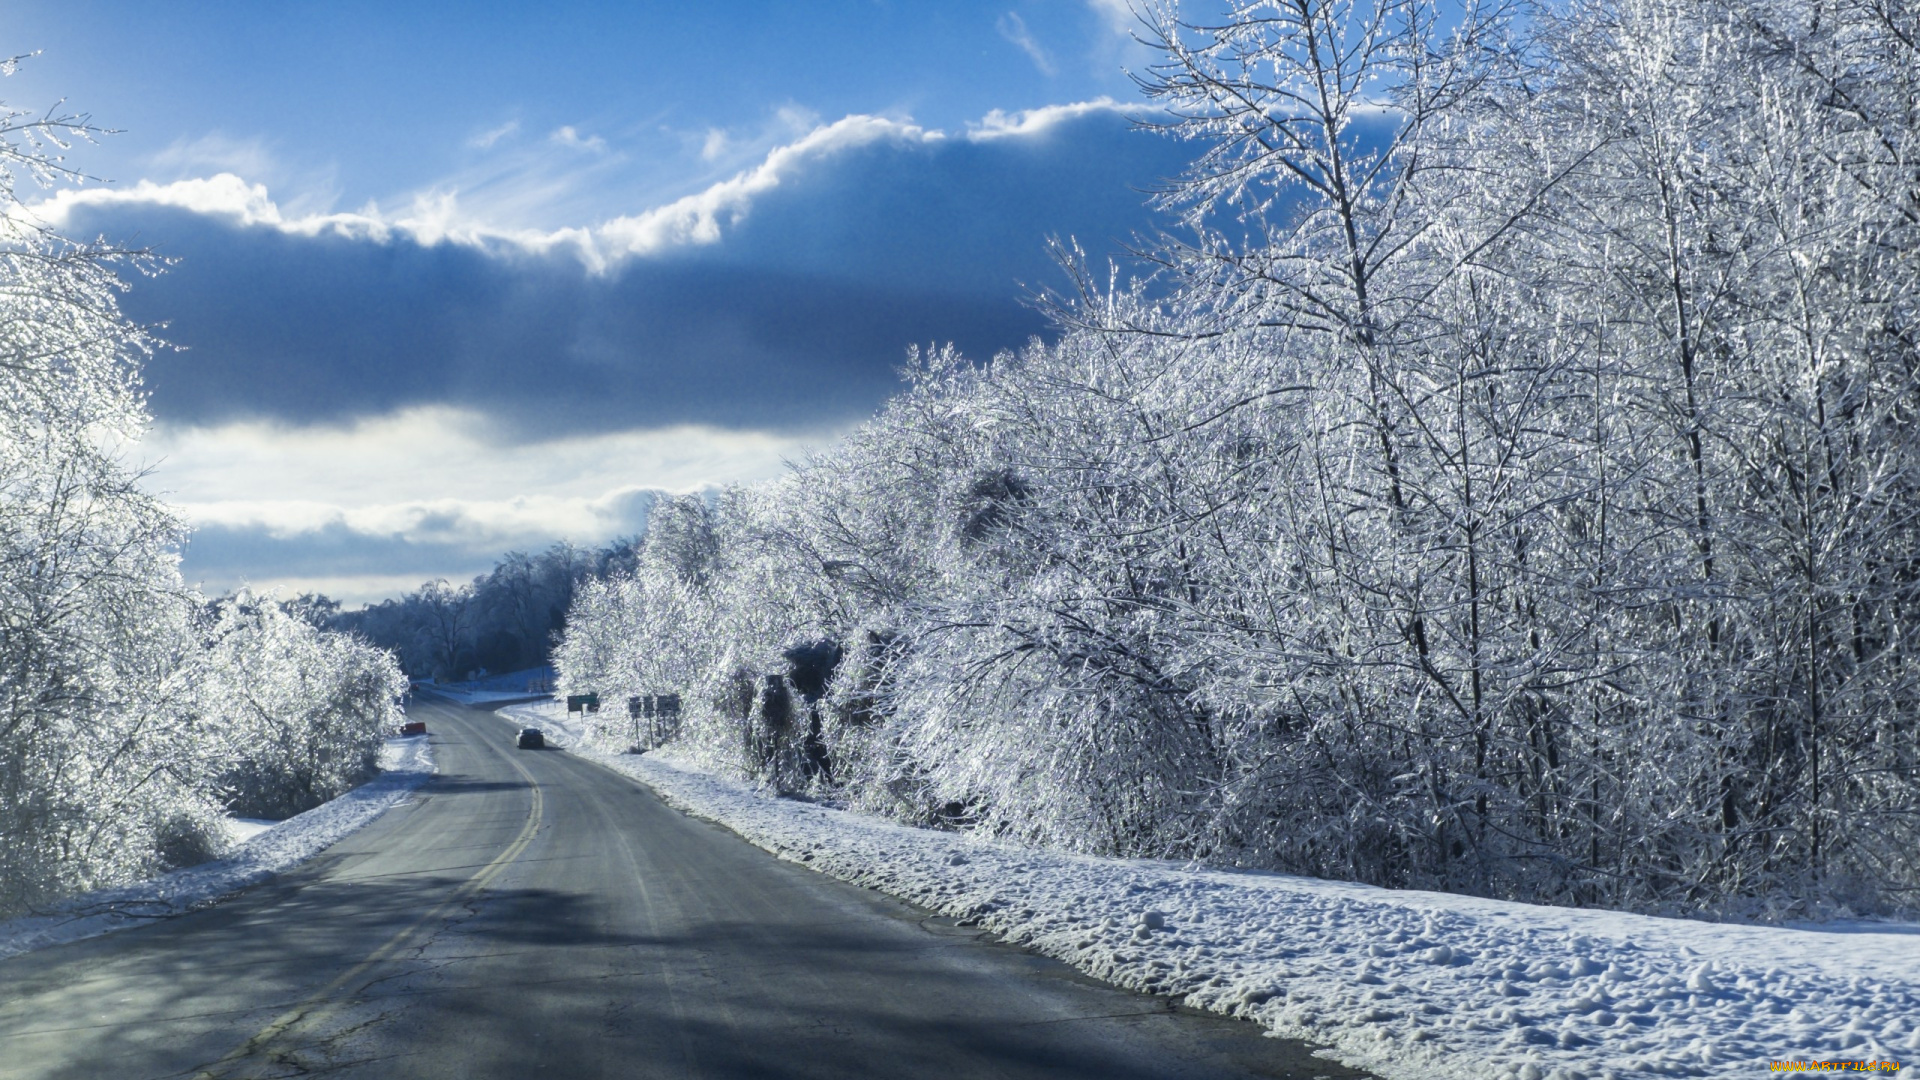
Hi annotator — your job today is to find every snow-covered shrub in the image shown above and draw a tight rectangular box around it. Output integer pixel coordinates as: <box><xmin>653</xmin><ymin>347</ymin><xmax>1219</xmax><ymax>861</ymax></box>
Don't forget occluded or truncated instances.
<box><xmin>193</xmin><ymin>594</ymin><xmax>408</xmax><ymax>820</ymax></box>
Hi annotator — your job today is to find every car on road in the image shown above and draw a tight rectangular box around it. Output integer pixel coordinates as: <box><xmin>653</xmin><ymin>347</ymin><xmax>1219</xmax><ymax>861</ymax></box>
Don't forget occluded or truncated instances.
<box><xmin>516</xmin><ymin>727</ymin><xmax>545</xmax><ymax>749</ymax></box>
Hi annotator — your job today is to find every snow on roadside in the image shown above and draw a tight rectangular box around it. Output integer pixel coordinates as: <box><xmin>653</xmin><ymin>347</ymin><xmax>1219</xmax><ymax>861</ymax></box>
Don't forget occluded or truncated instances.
<box><xmin>501</xmin><ymin>697</ymin><xmax>585</xmax><ymax>744</ymax></box>
<box><xmin>498</xmin><ymin>704</ymin><xmax>1917</xmax><ymax>1080</ymax></box>
<box><xmin>221</xmin><ymin>816</ymin><xmax>278</xmax><ymax>844</ymax></box>
<box><xmin>0</xmin><ymin>735</ymin><xmax>435</xmax><ymax>962</ymax></box>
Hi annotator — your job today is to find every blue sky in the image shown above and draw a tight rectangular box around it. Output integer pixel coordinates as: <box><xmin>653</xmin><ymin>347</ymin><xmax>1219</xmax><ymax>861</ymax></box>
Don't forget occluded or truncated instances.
<box><xmin>8</xmin><ymin>1</ymin><xmax>1199</xmax><ymax>603</ymax></box>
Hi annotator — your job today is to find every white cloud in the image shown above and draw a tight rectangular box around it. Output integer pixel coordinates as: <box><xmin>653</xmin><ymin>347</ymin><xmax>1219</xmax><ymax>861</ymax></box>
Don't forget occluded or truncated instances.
<box><xmin>144</xmin><ymin>405</ymin><xmax>826</xmax><ymax>540</ymax></box>
<box><xmin>139</xmin><ymin>133</ymin><xmax>345</xmax><ymax>219</ymax></box>
<box><xmin>144</xmin><ymin>407</ymin><xmax>840</xmax><ymax>601</ymax></box>
<box><xmin>26</xmin><ymin>173</ymin><xmax>285</xmax><ymax>227</ymax></box>
<box><xmin>470</xmin><ymin>119</ymin><xmax>520</xmax><ymax>149</ymax></box>
<box><xmin>184</xmin><ymin>490</ymin><xmax>654</xmax><ymax>548</ymax></box>
<box><xmin>1085</xmin><ymin>0</ymin><xmax>1140</xmax><ymax>34</ymax></box>
<box><xmin>24</xmin><ymin>172</ymin><xmax>599</xmax><ymax>261</ymax></box>
<box><xmin>596</xmin><ymin>113</ymin><xmax>940</xmax><ymax>255</ymax></box>
<box><xmin>26</xmin><ymin>101</ymin><xmax>1135</xmax><ymax>270</ymax></box>
<box><xmin>549</xmin><ymin>125</ymin><xmax>608</xmax><ymax>152</ymax></box>
<box><xmin>774</xmin><ymin>104</ymin><xmax>821</xmax><ymax>134</ymax></box>
<box><xmin>997</xmin><ymin>11</ymin><xmax>1058</xmax><ymax>75</ymax></box>
<box><xmin>146</xmin><ymin>132</ymin><xmax>279</xmax><ymax>181</ymax></box>
<box><xmin>142</xmin><ymin>403</ymin><xmax>817</xmax><ymax>518</ymax></box>
<box><xmin>969</xmin><ymin>98</ymin><xmax>1125</xmax><ymax>139</ymax></box>
<box><xmin>1082</xmin><ymin>0</ymin><xmax>1160</xmax><ymax>75</ymax></box>
<box><xmin>674</xmin><ymin>105</ymin><xmax>820</xmax><ymax>174</ymax></box>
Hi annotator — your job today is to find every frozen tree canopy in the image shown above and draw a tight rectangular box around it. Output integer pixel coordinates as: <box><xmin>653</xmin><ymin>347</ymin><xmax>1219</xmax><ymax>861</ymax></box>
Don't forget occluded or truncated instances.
<box><xmin>0</xmin><ymin>69</ymin><xmax>406</xmax><ymax>916</ymax></box>
<box><xmin>558</xmin><ymin>0</ymin><xmax>1920</xmax><ymax>919</ymax></box>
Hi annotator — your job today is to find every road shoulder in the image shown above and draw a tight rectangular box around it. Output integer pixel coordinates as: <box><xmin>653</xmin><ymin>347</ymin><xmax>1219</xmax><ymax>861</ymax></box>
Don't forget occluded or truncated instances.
<box><xmin>0</xmin><ymin>734</ymin><xmax>435</xmax><ymax>961</ymax></box>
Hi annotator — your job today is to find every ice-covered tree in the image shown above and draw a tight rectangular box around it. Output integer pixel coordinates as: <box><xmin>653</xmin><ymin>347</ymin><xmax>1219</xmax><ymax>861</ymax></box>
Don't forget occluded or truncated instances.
<box><xmin>555</xmin><ymin>0</ymin><xmax>1920</xmax><ymax>918</ymax></box>
<box><xmin>192</xmin><ymin>593</ymin><xmax>406</xmax><ymax>820</ymax></box>
<box><xmin>0</xmin><ymin>65</ymin><xmax>416</xmax><ymax>915</ymax></box>
<box><xmin>0</xmin><ymin>67</ymin><xmax>214</xmax><ymax>911</ymax></box>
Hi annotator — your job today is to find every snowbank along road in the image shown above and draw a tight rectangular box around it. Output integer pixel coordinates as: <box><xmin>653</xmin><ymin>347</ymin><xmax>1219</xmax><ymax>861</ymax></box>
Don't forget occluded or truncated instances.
<box><xmin>0</xmin><ymin>698</ymin><xmax>1371</xmax><ymax>1079</ymax></box>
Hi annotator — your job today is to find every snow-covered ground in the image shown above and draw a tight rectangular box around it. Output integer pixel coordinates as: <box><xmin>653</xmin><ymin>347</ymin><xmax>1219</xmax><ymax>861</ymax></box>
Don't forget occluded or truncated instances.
<box><xmin>501</xmin><ymin>701</ymin><xmax>1915</xmax><ymax>1080</ymax></box>
<box><xmin>220</xmin><ymin>816</ymin><xmax>279</xmax><ymax>844</ymax></box>
<box><xmin>502</xmin><ymin>697</ymin><xmax>585</xmax><ymax>742</ymax></box>
<box><xmin>0</xmin><ymin>735</ymin><xmax>435</xmax><ymax>962</ymax></box>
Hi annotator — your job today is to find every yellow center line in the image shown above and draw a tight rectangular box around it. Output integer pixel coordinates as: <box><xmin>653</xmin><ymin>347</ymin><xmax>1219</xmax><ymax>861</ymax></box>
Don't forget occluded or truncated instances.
<box><xmin>192</xmin><ymin>728</ymin><xmax>544</xmax><ymax>1079</ymax></box>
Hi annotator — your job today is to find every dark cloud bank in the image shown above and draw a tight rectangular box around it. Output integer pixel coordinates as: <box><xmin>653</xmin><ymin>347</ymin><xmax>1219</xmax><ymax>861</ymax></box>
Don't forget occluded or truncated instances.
<box><xmin>79</xmin><ymin>108</ymin><xmax>1199</xmax><ymax>437</ymax></box>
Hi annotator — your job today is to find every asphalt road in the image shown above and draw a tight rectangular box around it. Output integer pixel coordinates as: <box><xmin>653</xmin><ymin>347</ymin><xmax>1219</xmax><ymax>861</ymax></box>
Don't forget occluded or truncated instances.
<box><xmin>0</xmin><ymin>699</ymin><xmax>1372</xmax><ymax>1079</ymax></box>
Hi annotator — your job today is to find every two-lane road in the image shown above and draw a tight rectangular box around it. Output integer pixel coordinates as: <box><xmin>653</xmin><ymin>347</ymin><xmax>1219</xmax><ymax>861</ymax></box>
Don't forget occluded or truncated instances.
<box><xmin>0</xmin><ymin>699</ymin><xmax>1369</xmax><ymax>1079</ymax></box>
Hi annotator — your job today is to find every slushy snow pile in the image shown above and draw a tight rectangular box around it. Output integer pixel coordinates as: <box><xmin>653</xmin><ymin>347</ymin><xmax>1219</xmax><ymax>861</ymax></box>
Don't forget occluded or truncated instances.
<box><xmin>504</xmin><ymin>702</ymin><xmax>1917</xmax><ymax>1080</ymax></box>
<box><xmin>0</xmin><ymin>734</ymin><xmax>434</xmax><ymax>961</ymax></box>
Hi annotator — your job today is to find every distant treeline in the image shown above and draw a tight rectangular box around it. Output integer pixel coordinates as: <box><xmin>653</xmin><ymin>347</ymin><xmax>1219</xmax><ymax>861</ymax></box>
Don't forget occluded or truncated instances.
<box><xmin>312</xmin><ymin>541</ymin><xmax>643</xmax><ymax>681</ymax></box>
